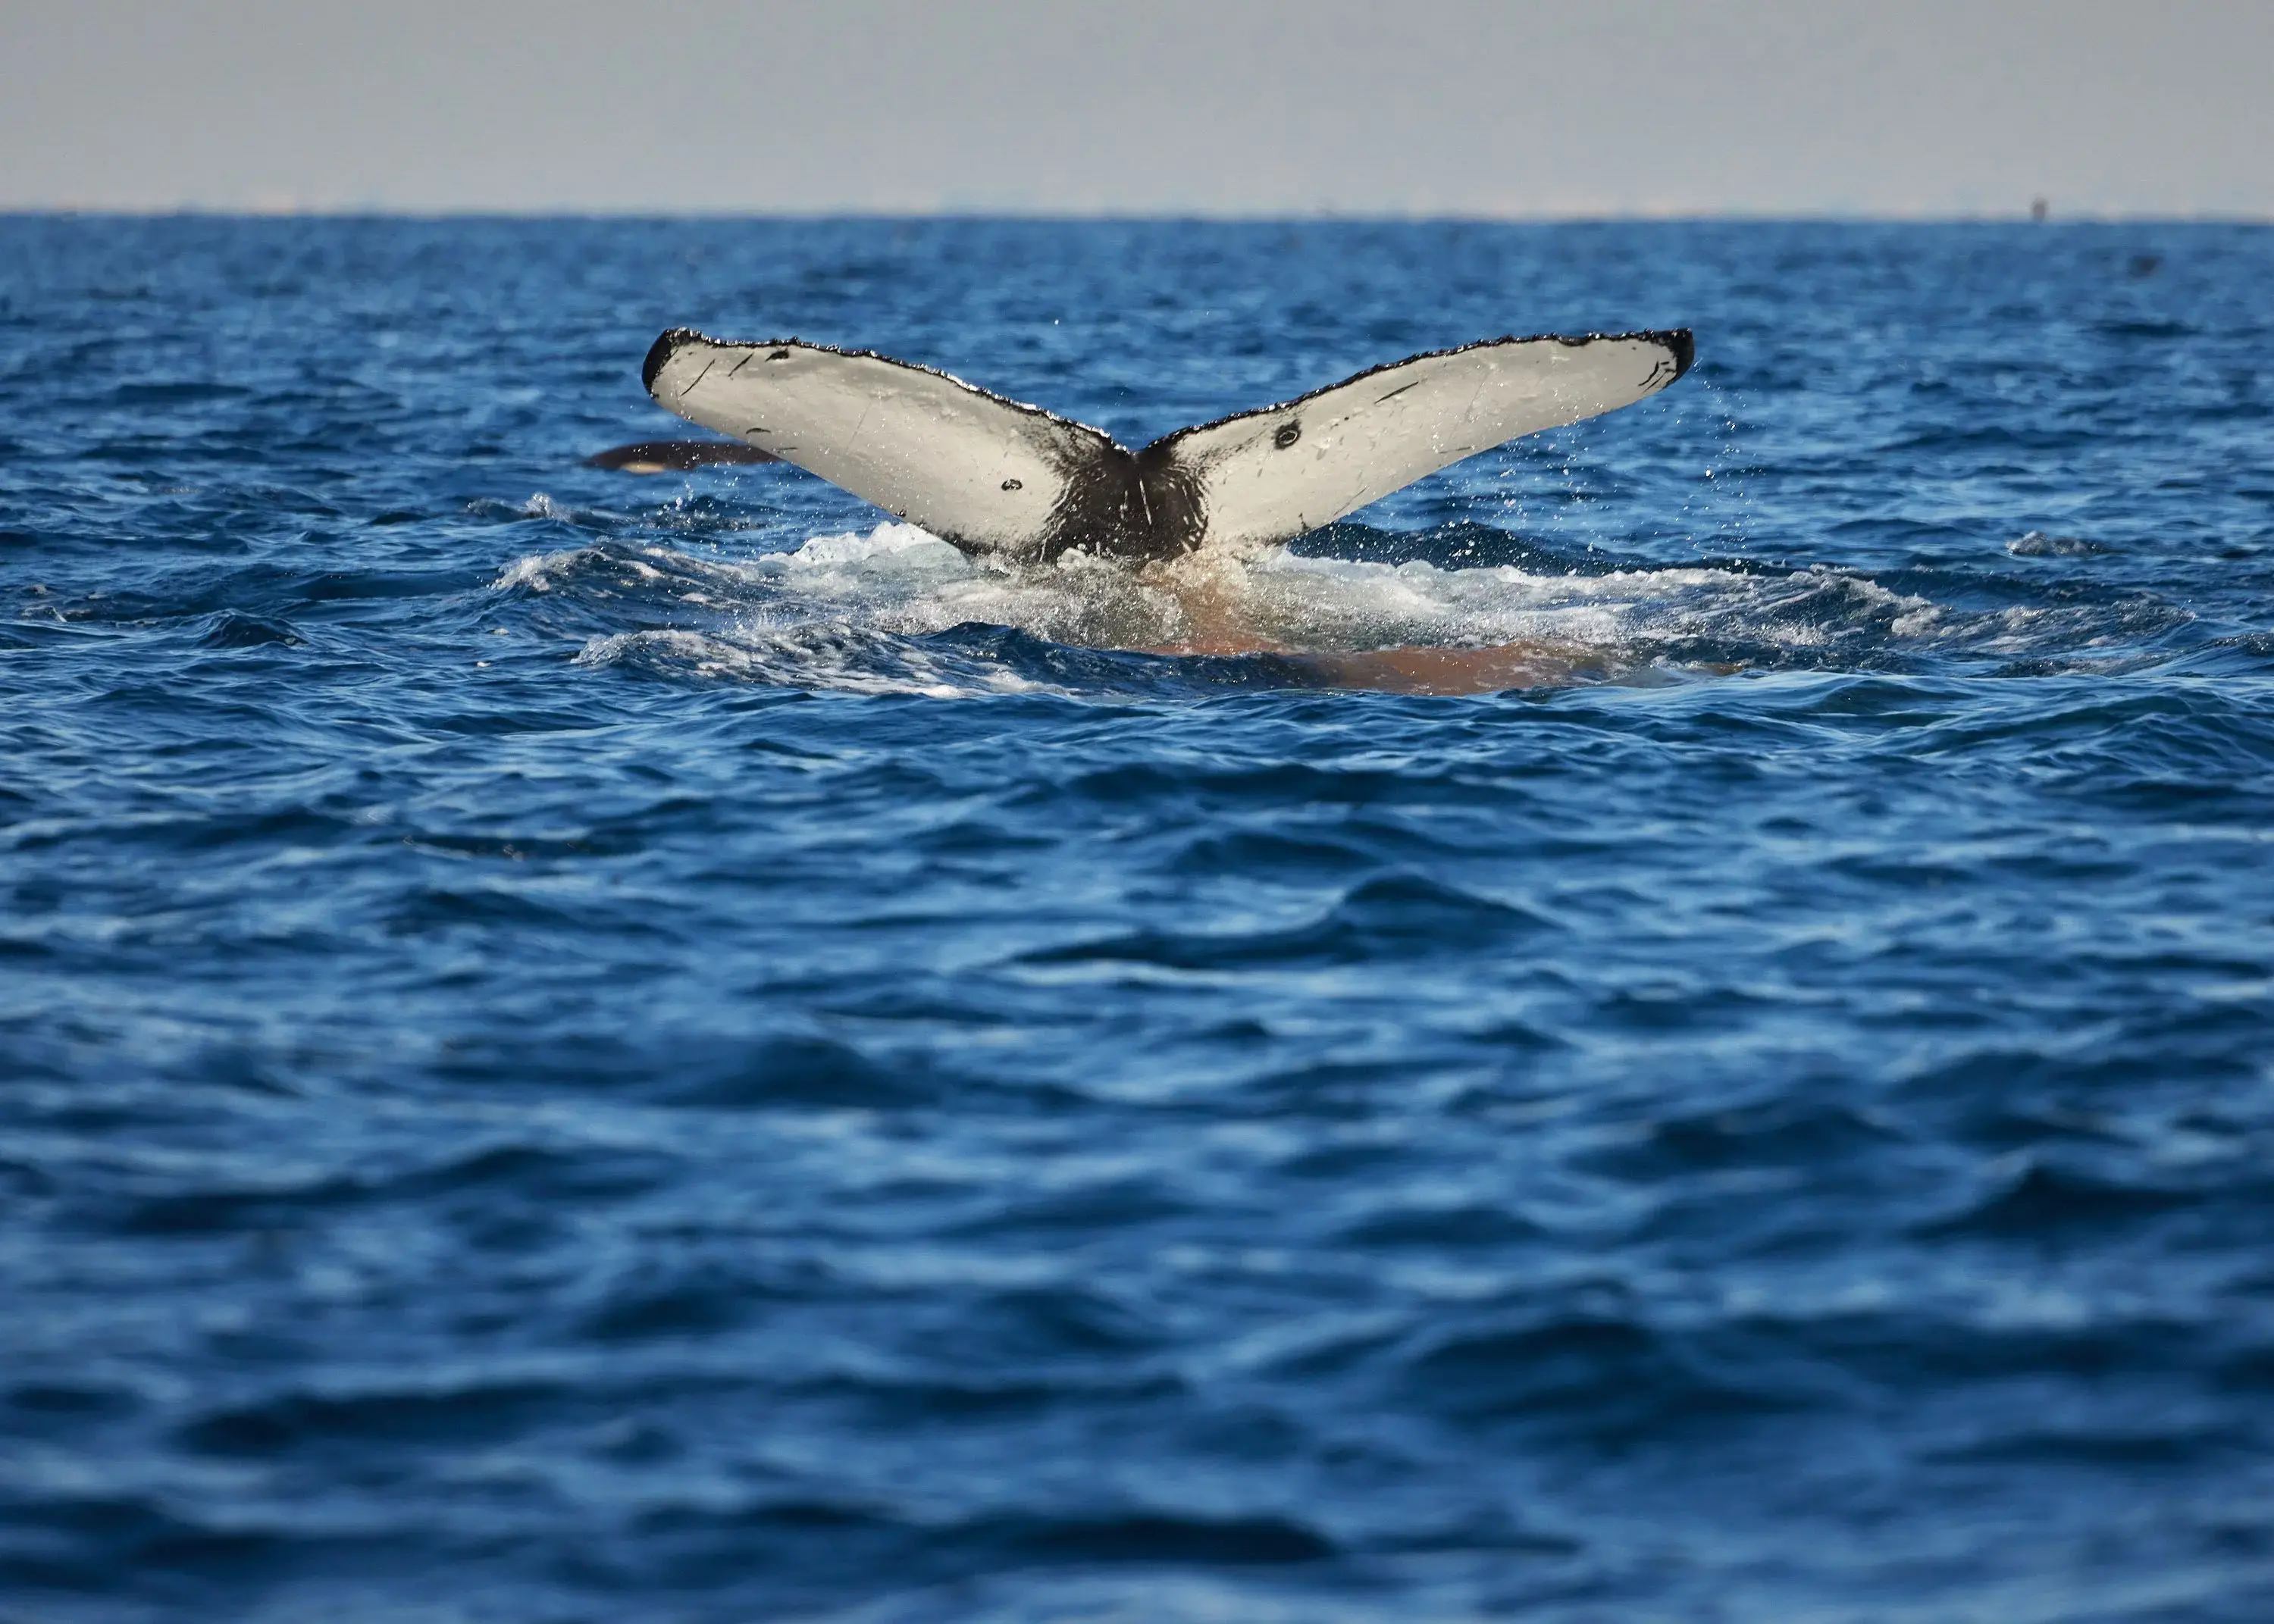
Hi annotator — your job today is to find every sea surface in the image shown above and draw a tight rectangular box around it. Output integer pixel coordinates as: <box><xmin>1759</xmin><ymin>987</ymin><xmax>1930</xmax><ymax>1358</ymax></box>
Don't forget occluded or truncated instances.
<box><xmin>4</xmin><ymin>217</ymin><xmax>2273</xmax><ymax>1622</ymax></box>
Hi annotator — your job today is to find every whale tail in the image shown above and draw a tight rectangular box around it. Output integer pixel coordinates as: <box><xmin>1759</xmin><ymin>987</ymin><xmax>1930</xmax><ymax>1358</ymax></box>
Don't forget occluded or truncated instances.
<box><xmin>638</xmin><ymin>325</ymin><xmax>1693</xmax><ymax>563</ymax></box>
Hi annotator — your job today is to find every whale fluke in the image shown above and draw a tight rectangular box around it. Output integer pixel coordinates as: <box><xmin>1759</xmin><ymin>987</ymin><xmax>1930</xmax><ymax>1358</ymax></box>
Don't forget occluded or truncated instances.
<box><xmin>585</xmin><ymin>439</ymin><xmax>781</xmax><ymax>474</ymax></box>
<box><xmin>641</xmin><ymin>326</ymin><xmax>1692</xmax><ymax>562</ymax></box>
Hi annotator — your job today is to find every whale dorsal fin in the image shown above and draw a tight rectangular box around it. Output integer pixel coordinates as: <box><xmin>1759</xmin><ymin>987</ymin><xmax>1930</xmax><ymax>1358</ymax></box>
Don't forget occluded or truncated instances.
<box><xmin>640</xmin><ymin>327</ymin><xmax>1691</xmax><ymax>561</ymax></box>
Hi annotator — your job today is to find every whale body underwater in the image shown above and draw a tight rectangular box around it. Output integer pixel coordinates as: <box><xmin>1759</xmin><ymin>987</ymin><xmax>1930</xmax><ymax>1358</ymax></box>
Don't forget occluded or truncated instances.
<box><xmin>597</xmin><ymin>326</ymin><xmax>1694</xmax><ymax>563</ymax></box>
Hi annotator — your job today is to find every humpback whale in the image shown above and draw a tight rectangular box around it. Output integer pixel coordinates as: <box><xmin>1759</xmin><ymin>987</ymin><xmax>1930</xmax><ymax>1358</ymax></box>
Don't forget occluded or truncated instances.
<box><xmin>637</xmin><ymin>326</ymin><xmax>1693</xmax><ymax>563</ymax></box>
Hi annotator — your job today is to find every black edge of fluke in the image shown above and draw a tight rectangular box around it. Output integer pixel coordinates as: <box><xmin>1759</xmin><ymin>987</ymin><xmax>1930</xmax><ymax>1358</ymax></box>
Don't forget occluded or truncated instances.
<box><xmin>643</xmin><ymin>328</ymin><xmax>697</xmax><ymax>395</ymax></box>
<box><xmin>1659</xmin><ymin>328</ymin><xmax>1696</xmax><ymax>383</ymax></box>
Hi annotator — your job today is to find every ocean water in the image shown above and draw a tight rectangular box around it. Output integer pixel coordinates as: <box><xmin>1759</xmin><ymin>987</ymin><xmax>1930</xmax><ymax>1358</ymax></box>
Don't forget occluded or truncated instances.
<box><xmin>3</xmin><ymin>216</ymin><xmax>2273</xmax><ymax>1622</ymax></box>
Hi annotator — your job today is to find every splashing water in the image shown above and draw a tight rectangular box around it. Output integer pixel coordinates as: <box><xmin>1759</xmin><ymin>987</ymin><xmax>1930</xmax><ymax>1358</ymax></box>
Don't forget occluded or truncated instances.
<box><xmin>500</xmin><ymin>515</ymin><xmax>2194</xmax><ymax>697</ymax></box>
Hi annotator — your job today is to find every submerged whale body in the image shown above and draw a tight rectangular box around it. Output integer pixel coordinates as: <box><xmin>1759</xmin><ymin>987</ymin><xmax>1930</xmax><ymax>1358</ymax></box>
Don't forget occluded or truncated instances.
<box><xmin>584</xmin><ymin>439</ymin><xmax>778</xmax><ymax>474</ymax></box>
<box><xmin>639</xmin><ymin>325</ymin><xmax>1693</xmax><ymax>563</ymax></box>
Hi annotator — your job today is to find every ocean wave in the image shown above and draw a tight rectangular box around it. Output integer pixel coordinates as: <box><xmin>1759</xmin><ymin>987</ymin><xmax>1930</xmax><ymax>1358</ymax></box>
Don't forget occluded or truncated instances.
<box><xmin>13</xmin><ymin>215</ymin><xmax>2274</xmax><ymax>1624</ymax></box>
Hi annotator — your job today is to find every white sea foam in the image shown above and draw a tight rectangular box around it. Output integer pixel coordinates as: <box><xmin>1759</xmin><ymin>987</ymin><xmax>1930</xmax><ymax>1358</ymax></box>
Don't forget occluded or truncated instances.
<box><xmin>493</xmin><ymin>547</ymin><xmax>603</xmax><ymax>592</ymax></box>
<box><xmin>495</xmin><ymin>521</ymin><xmax>2166</xmax><ymax>693</ymax></box>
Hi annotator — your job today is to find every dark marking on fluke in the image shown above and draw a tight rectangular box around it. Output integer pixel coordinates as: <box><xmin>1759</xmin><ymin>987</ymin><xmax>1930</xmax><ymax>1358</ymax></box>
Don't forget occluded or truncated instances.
<box><xmin>1041</xmin><ymin>440</ymin><xmax>1209</xmax><ymax>563</ymax></box>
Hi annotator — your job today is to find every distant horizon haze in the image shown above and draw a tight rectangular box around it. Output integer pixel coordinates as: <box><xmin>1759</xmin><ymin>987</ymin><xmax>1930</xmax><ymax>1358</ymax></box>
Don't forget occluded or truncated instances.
<box><xmin>2</xmin><ymin>0</ymin><xmax>2269</xmax><ymax>219</ymax></box>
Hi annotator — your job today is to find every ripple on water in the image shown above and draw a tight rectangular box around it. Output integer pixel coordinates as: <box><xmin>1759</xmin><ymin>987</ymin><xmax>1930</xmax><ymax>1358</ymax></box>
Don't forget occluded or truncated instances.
<box><xmin>4</xmin><ymin>217</ymin><xmax>2274</xmax><ymax>1622</ymax></box>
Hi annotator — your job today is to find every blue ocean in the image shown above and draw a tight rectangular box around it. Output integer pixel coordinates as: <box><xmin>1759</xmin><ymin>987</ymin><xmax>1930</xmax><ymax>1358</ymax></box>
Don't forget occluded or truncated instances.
<box><xmin>4</xmin><ymin>217</ymin><xmax>2272</xmax><ymax>1622</ymax></box>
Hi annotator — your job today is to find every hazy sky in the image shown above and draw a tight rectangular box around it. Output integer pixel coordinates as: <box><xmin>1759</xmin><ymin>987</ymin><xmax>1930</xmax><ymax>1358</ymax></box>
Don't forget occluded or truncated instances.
<box><xmin>3</xmin><ymin>1</ymin><xmax>2269</xmax><ymax>217</ymax></box>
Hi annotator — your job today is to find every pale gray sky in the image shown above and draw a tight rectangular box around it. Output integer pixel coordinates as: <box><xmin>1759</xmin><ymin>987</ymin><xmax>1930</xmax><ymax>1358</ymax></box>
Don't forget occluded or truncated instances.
<box><xmin>2</xmin><ymin>1</ymin><xmax>2269</xmax><ymax>217</ymax></box>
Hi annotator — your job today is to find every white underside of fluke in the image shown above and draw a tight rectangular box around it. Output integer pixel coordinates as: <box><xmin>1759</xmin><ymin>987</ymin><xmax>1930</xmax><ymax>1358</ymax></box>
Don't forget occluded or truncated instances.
<box><xmin>642</xmin><ymin>327</ymin><xmax>1691</xmax><ymax>562</ymax></box>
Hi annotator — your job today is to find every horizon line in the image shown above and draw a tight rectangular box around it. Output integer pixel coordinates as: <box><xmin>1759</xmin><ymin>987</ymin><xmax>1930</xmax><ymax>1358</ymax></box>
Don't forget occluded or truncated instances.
<box><xmin>4</xmin><ymin>205</ymin><xmax>2272</xmax><ymax>227</ymax></box>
